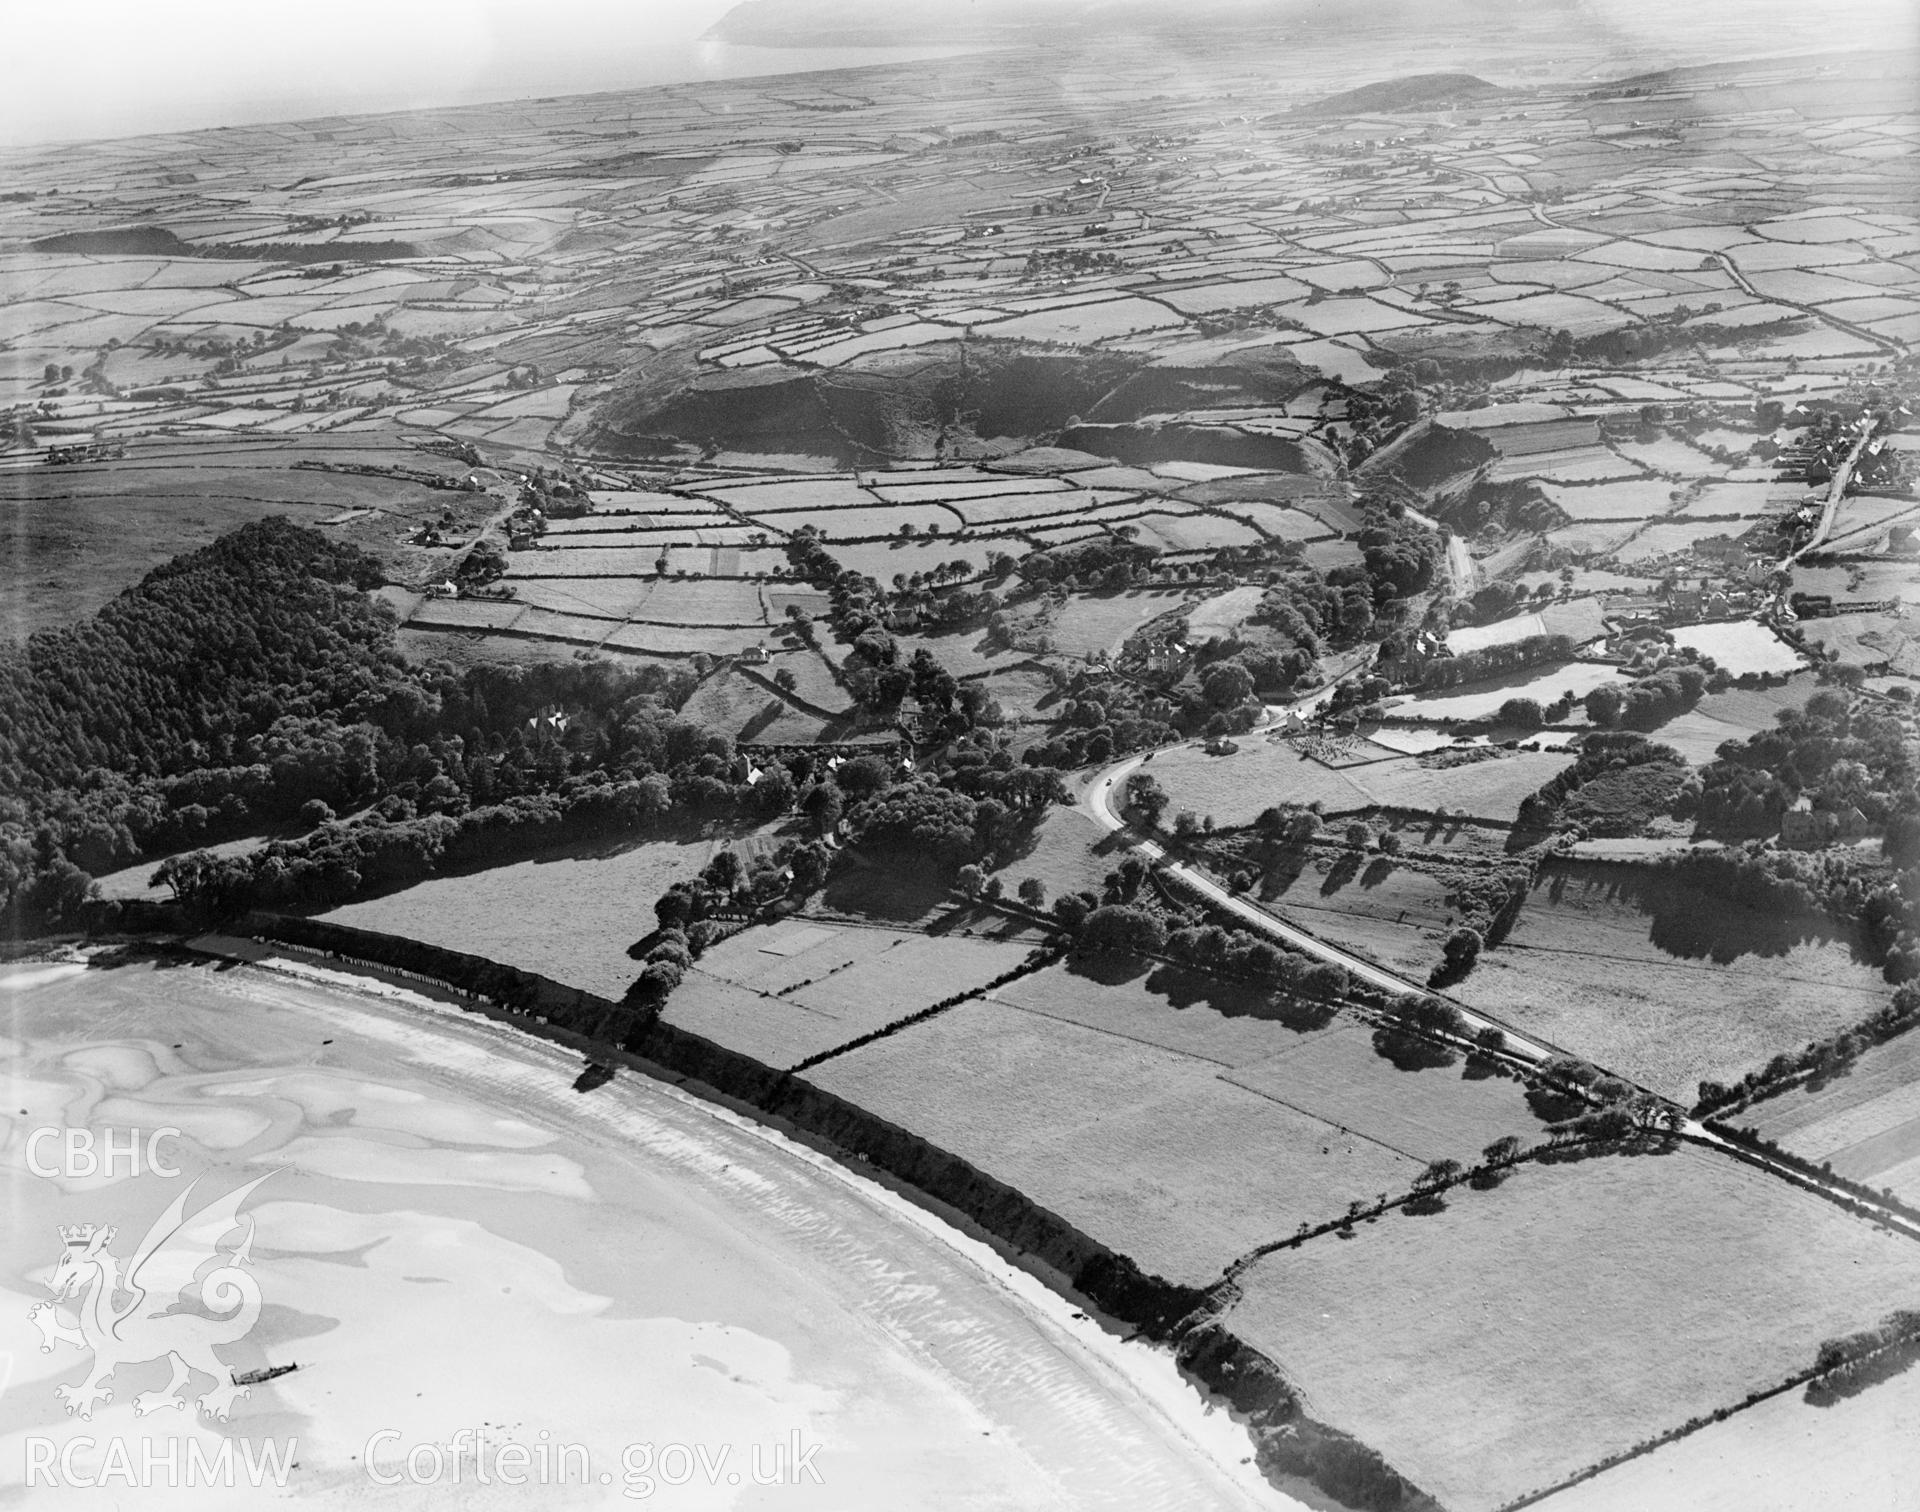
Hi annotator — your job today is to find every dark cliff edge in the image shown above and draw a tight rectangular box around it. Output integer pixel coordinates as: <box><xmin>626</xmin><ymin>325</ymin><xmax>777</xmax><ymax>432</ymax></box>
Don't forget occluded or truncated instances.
<box><xmin>232</xmin><ymin>910</ymin><xmax>1436</xmax><ymax>1512</ymax></box>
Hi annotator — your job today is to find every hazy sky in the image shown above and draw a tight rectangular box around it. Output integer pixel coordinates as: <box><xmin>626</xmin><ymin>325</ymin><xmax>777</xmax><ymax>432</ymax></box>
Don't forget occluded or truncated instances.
<box><xmin>8</xmin><ymin>0</ymin><xmax>1916</xmax><ymax>148</ymax></box>
<box><xmin>2</xmin><ymin>0</ymin><xmax>798</xmax><ymax>145</ymax></box>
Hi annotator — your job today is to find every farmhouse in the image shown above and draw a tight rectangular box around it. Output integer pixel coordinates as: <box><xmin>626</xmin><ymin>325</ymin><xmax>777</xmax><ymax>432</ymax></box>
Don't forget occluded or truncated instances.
<box><xmin>1780</xmin><ymin>795</ymin><xmax>1870</xmax><ymax>848</ymax></box>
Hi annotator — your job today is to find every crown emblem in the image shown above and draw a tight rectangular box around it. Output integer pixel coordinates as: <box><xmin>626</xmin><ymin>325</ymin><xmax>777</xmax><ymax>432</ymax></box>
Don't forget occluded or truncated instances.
<box><xmin>60</xmin><ymin>1224</ymin><xmax>103</xmax><ymax>1248</ymax></box>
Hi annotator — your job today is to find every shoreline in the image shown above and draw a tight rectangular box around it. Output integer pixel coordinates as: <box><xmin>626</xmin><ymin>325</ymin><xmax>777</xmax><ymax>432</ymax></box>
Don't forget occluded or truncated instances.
<box><xmin>212</xmin><ymin>946</ymin><xmax>1293</xmax><ymax>1510</ymax></box>
<box><xmin>171</xmin><ymin>915</ymin><xmax>1434</xmax><ymax>1511</ymax></box>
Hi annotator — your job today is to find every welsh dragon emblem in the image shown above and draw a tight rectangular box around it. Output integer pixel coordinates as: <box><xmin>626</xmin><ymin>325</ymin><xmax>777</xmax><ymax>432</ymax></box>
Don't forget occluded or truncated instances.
<box><xmin>28</xmin><ymin>1173</ymin><xmax>274</xmax><ymax>1422</ymax></box>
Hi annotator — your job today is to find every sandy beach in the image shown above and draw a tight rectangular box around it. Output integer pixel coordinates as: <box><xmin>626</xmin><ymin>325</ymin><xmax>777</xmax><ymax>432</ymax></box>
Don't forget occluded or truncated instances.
<box><xmin>1</xmin><ymin>954</ymin><xmax>1288</xmax><ymax>1510</ymax></box>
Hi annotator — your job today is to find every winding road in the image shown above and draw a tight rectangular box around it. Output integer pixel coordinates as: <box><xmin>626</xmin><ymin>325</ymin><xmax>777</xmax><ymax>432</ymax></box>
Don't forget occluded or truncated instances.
<box><xmin>1081</xmin><ymin>748</ymin><xmax>1555</xmax><ymax>1060</ymax></box>
<box><xmin>1079</xmin><ymin>745</ymin><xmax>1920</xmax><ymax>1245</ymax></box>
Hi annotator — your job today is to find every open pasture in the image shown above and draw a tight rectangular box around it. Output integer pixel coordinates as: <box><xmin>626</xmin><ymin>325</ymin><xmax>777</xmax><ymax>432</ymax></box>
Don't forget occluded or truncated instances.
<box><xmin>1612</xmin><ymin>521</ymin><xmax>1754</xmax><ymax>563</ymax></box>
<box><xmin>1670</xmin><ymin>620</ymin><xmax>1803</xmax><ymax>676</ymax></box>
<box><xmin>583</xmin><ymin>489</ymin><xmax>716</xmax><ymax>516</ymax></box>
<box><xmin>1125</xmin><ymin>510</ymin><xmax>1263</xmax><ymax>553</ymax></box>
<box><xmin>503</xmin><ymin>579</ymin><xmax>654</xmax><ymax>618</ymax></box>
<box><xmin>1538</xmin><ymin>478</ymin><xmax>1683</xmax><ymax>519</ymax></box>
<box><xmin>1185</xmin><ymin>585</ymin><xmax>1266</xmax><ymax>639</ymax></box>
<box><xmin>664</xmin><ymin>922</ymin><xmax>1035</xmax><ymax>1069</ymax></box>
<box><xmin>942</xmin><ymin>490</ymin><xmax>1134</xmax><ymax>528</ymax></box>
<box><xmin>804</xmin><ymin>995</ymin><xmax>1419</xmax><ymax>1285</ymax></box>
<box><xmin>1257</xmin><ymin>849</ymin><xmax>1459</xmax><ymax>982</ymax></box>
<box><xmin>1488</xmin><ymin>447</ymin><xmax>1642</xmax><ymax>484</ymax></box>
<box><xmin>1679</xmin><ymin>481</ymin><xmax>1784</xmax><ymax>518</ymax></box>
<box><xmin>1222</xmin><ymin>1022</ymin><xmax>1546</xmax><ymax>1166</ymax></box>
<box><xmin>1749</xmin><ymin>1030</ymin><xmax>1920</xmax><ymax>1207</ymax></box>
<box><xmin>992</xmin><ymin>805</ymin><xmax>1122</xmax><ymax>903</ymax></box>
<box><xmin>678</xmin><ymin>670</ymin><xmax>835</xmax><ymax>746</ymax></box>
<box><xmin>1209</xmin><ymin>500</ymin><xmax>1334</xmax><ymax>541</ymax></box>
<box><xmin>866</xmin><ymin>474</ymin><xmax>1069</xmax><ymax>504</ymax></box>
<box><xmin>828</xmin><ymin>537</ymin><xmax>1002</xmax><ymax>581</ymax></box>
<box><xmin>1152</xmin><ymin>738</ymin><xmax>1377</xmax><ymax>826</ymax></box>
<box><xmin>1356</xmin><ymin>748</ymin><xmax>1570</xmax><ymax>820</ymax></box>
<box><xmin>1048</xmin><ymin>590</ymin><xmax>1179</xmax><ymax>657</ymax></box>
<box><xmin>1225</xmin><ymin>1146</ymin><xmax>1920</xmax><ymax>1512</ymax></box>
<box><xmin>322</xmin><ymin>834</ymin><xmax>725</xmax><ymax>1001</ymax></box>
<box><xmin>600</xmin><ymin>623</ymin><xmax>774</xmax><ymax>656</ymax></box>
<box><xmin>694</xmin><ymin>476</ymin><xmax>870</xmax><ymax>512</ymax></box>
<box><xmin>997</xmin><ymin>960</ymin><xmax>1544</xmax><ymax>1167</ymax></box>
<box><xmin>405</xmin><ymin>598</ymin><xmax>529</xmax><ymax>632</ymax></box>
<box><xmin>732</xmin><ymin>503</ymin><xmax>961</xmax><ymax>538</ymax></box>
<box><xmin>1535</xmin><ymin>1359</ymin><xmax>1920</xmax><ymax>1512</ymax></box>
<box><xmin>1458</xmin><ymin>863</ymin><xmax>1890</xmax><ymax>1101</ymax></box>
<box><xmin>1394</xmin><ymin>662</ymin><xmax>1623</xmax><ymax>724</ymax></box>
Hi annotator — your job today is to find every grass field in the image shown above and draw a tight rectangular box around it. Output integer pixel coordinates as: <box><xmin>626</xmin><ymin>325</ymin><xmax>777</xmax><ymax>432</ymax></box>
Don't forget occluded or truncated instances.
<box><xmin>1221</xmin><ymin>1022</ymin><xmax>1546</xmax><ymax>1166</ymax></box>
<box><xmin>321</xmin><ymin>834</ymin><xmax>729</xmax><ymax>1000</ymax></box>
<box><xmin>990</xmin><ymin>805</ymin><xmax>1124</xmax><ymax>902</ymax></box>
<box><xmin>1159</xmin><ymin>738</ymin><xmax>1564</xmax><ymax>828</ymax></box>
<box><xmin>1048</xmin><ymin>590</ymin><xmax>1182</xmax><ymax>657</ymax></box>
<box><xmin>1690</xmin><ymin>676</ymin><xmax>1819</xmax><ymax>731</ymax></box>
<box><xmin>1395</xmin><ymin>662</ymin><xmax>1623</xmax><ymax>723</ymax></box>
<box><xmin>803</xmin><ymin>994</ymin><xmax>1419</xmax><ymax>1285</ymax></box>
<box><xmin>0</xmin><ymin>438</ymin><xmax>467</xmax><ymax>636</ymax></box>
<box><xmin>1255</xmin><ymin>853</ymin><xmax>1459</xmax><ymax>981</ymax></box>
<box><xmin>1224</xmin><ymin>1145</ymin><xmax>1920</xmax><ymax>1512</ymax></box>
<box><xmin>1153</xmin><ymin>739</ymin><xmax>1377</xmax><ymax>826</ymax></box>
<box><xmin>662</xmin><ymin>921</ymin><xmax>1035</xmax><ymax>1068</ymax></box>
<box><xmin>678</xmin><ymin>669</ymin><xmax>834</xmax><ymax>745</ymax></box>
<box><xmin>1670</xmin><ymin>620</ymin><xmax>1803</xmax><ymax>676</ymax></box>
<box><xmin>1357</xmin><ymin>748</ymin><xmax>1568</xmax><ymax>819</ymax></box>
<box><xmin>1749</xmin><ymin>1030</ymin><xmax>1920</xmax><ymax>1204</ymax></box>
<box><xmin>992</xmin><ymin>947</ymin><xmax>1547</xmax><ymax>1183</ymax></box>
<box><xmin>1185</xmin><ymin>585</ymin><xmax>1265</xmax><ymax>639</ymax></box>
<box><xmin>1457</xmin><ymin>863</ymin><xmax>1890</xmax><ymax>1101</ymax></box>
<box><xmin>1535</xmin><ymin>1338</ymin><xmax>1920</xmax><ymax>1512</ymax></box>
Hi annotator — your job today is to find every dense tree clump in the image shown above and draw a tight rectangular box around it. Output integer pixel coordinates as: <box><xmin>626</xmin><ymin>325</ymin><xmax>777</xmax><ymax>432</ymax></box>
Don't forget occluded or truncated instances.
<box><xmin>1419</xmin><ymin>634</ymin><xmax>1574</xmax><ymax>691</ymax></box>
<box><xmin>2</xmin><ymin>519</ymin><xmax>795</xmax><ymax>928</ymax></box>
<box><xmin>1356</xmin><ymin>508</ymin><xmax>1441</xmax><ymax>601</ymax></box>
<box><xmin>1690</xmin><ymin>689</ymin><xmax>1914</xmax><ymax>844</ymax></box>
<box><xmin>1516</xmin><ymin>732</ymin><xmax>1685</xmax><ymax>835</ymax></box>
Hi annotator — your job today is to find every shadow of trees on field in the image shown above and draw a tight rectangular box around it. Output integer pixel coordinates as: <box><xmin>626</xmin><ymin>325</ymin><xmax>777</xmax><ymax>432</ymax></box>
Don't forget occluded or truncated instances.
<box><xmin>820</xmin><ymin>863</ymin><xmax>953</xmax><ymax>923</ymax></box>
<box><xmin>1525</xmin><ymin>1084</ymin><xmax>1588</xmax><ymax>1123</ymax></box>
<box><xmin>1143</xmin><ymin>963</ymin><xmax>1341</xmax><ymax>1033</ymax></box>
<box><xmin>1370</xmin><ymin>1024</ymin><xmax>1458</xmax><ymax>1072</ymax></box>
<box><xmin>1320</xmin><ymin>851</ymin><xmax>1363</xmax><ymax>897</ymax></box>
<box><xmin>1064</xmin><ymin>950</ymin><xmax>1155</xmax><ymax>989</ymax></box>
<box><xmin>1257</xmin><ymin>844</ymin><xmax>1312</xmax><ymax>901</ymax></box>
<box><xmin>1806</xmin><ymin>1340</ymin><xmax>1920</xmax><ymax>1408</ymax></box>
<box><xmin>1543</xmin><ymin>858</ymin><xmax>1868</xmax><ymax>968</ymax></box>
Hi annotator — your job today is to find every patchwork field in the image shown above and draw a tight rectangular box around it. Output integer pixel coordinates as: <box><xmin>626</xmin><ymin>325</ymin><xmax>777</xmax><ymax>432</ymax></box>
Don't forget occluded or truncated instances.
<box><xmin>1224</xmin><ymin>1147</ymin><xmax>1920</xmax><ymax>1512</ymax></box>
